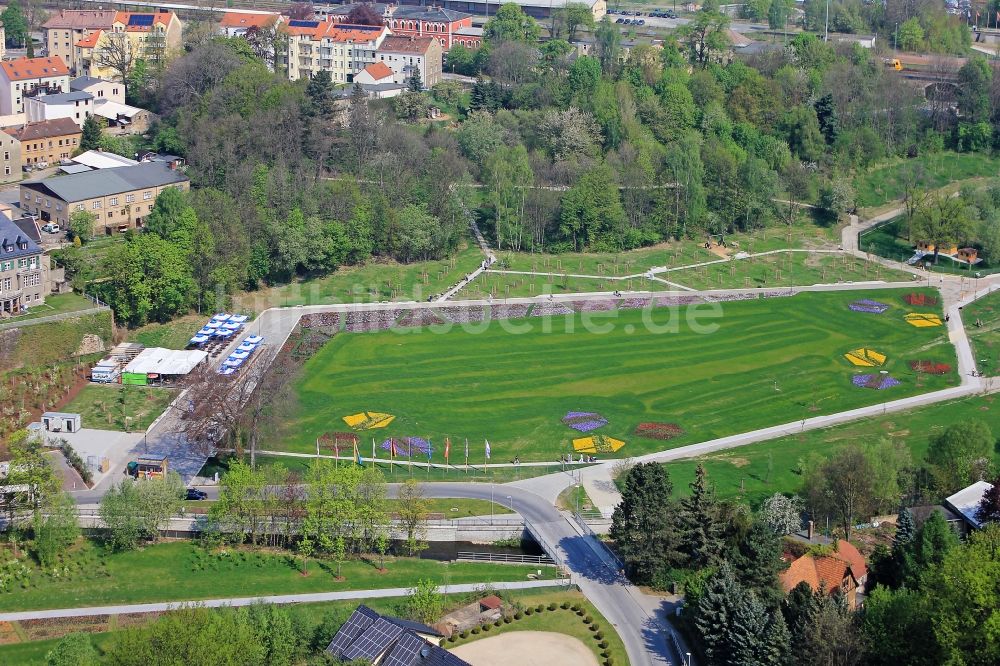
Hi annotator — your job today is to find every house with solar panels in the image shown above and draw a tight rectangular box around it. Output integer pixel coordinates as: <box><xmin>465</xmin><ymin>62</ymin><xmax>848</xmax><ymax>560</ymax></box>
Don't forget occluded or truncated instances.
<box><xmin>77</xmin><ymin>12</ymin><xmax>182</xmax><ymax>81</ymax></box>
<box><xmin>326</xmin><ymin>605</ymin><xmax>471</xmax><ymax>666</ymax></box>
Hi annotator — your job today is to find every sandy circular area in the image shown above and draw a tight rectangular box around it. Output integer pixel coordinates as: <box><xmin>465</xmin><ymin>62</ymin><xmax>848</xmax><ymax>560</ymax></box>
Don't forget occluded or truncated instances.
<box><xmin>450</xmin><ymin>630</ymin><xmax>600</xmax><ymax>666</ymax></box>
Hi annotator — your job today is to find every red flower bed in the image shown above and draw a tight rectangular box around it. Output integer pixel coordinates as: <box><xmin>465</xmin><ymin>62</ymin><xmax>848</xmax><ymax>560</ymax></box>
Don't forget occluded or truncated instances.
<box><xmin>904</xmin><ymin>293</ymin><xmax>938</xmax><ymax>306</ymax></box>
<box><xmin>635</xmin><ymin>422</ymin><xmax>684</xmax><ymax>440</ymax></box>
<box><xmin>910</xmin><ymin>360</ymin><xmax>952</xmax><ymax>374</ymax></box>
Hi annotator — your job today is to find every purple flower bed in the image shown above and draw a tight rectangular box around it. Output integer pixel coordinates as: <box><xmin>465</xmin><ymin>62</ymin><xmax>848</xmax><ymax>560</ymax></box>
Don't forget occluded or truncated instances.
<box><xmin>439</xmin><ymin>306</ymin><xmax>486</xmax><ymax>324</ymax></box>
<box><xmin>574</xmin><ymin>300</ymin><xmax>617</xmax><ymax>312</ymax></box>
<box><xmin>530</xmin><ymin>302</ymin><xmax>575</xmax><ymax>317</ymax></box>
<box><xmin>851</xmin><ymin>374</ymin><xmax>901</xmax><ymax>390</ymax></box>
<box><xmin>618</xmin><ymin>298</ymin><xmax>651</xmax><ymax>309</ymax></box>
<box><xmin>344</xmin><ymin>309</ymin><xmax>402</xmax><ymax>332</ymax></box>
<box><xmin>396</xmin><ymin>309</ymin><xmax>445</xmax><ymax>327</ymax></box>
<box><xmin>848</xmin><ymin>299</ymin><xmax>890</xmax><ymax>314</ymax></box>
<box><xmin>381</xmin><ymin>436</ymin><xmax>432</xmax><ymax>457</ymax></box>
<box><xmin>562</xmin><ymin>411</ymin><xmax>609</xmax><ymax>432</ymax></box>
<box><xmin>490</xmin><ymin>304</ymin><xmax>530</xmax><ymax>319</ymax></box>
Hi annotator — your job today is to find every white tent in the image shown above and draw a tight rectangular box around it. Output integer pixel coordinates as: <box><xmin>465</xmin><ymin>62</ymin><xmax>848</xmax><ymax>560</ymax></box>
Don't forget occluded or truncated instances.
<box><xmin>123</xmin><ymin>348</ymin><xmax>208</xmax><ymax>376</ymax></box>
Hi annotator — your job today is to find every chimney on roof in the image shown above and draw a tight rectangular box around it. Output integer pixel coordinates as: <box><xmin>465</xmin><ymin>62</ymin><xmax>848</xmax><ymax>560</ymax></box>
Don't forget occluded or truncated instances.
<box><xmin>807</xmin><ymin>520</ymin><xmax>814</xmax><ymax>541</ymax></box>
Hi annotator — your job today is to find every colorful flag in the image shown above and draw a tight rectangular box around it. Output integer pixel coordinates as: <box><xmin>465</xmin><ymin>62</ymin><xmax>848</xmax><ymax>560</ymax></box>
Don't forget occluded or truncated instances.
<box><xmin>445</xmin><ymin>437</ymin><xmax>451</xmax><ymax>462</ymax></box>
<box><xmin>354</xmin><ymin>440</ymin><xmax>362</xmax><ymax>465</ymax></box>
<box><xmin>485</xmin><ymin>440</ymin><xmax>491</xmax><ymax>460</ymax></box>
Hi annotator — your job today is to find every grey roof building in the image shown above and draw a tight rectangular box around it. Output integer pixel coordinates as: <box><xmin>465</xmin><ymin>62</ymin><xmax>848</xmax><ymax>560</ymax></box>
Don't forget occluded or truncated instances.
<box><xmin>22</xmin><ymin>162</ymin><xmax>187</xmax><ymax>202</ymax></box>
<box><xmin>326</xmin><ymin>605</ymin><xmax>468</xmax><ymax>666</ymax></box>
<box><xmin>31</xmin><ymin>91</ymin><xmax>92</xmax><ymax>105</ymax></box>
<box><xmin>69</xmin><ymin>76</ymin><xmax>103</xmax><ymax>92</ymax></box>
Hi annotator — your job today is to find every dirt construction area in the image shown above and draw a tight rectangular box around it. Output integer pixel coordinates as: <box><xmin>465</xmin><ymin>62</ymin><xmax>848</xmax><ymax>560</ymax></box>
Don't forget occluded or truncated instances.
<box><xmin>450</xmin><ymin>631</ymin><xmax>600</xmax><ymax>666</ymax></box>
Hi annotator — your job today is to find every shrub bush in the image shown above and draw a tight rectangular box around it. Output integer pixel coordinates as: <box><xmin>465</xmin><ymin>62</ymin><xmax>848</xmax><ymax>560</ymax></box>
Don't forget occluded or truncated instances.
<box><xmin>571</xmin><ymin>603</ymin><xmax>582</xmax><ymax>612</ymax></box>
<box><xmin>482</xmin><ymin>623</ymin><xmax>491</xmax><ymax>632</ymax></box>
<box><xmin>447</xmin><ymin>635</ymin><xmax>457</xmax><ymax>643</ymax></box>
<box><xmin>471</xmin><ymin>627</ymin><xmax>480</xmax><ymax>635</ymax></box>
<box><xmin>605</xmin><ymin>658</ymin><xmax>614</xmax><ymax>666</ymax></box>
<box><xmin>602</xmin><ymin>650</ymin><xmax>611</xmax><ymax>659</ymax></box>
<box><xmin>525</xmin><ymin>608</ymin><xmax>534</xmax><ymax>616</ymax></box>
<box><xmin>514</xmin><ymin>612</ymin><xmax>523</xmax><ymax>620</ymax></box>
<box><xmin>576</xmin><ymin>609</ymin><xmax>585</xmax><ymax>616</ymax></box>
<box><xmin>460</xmin><ymin>631</ymin><xmax>468</xmax><ymax>639</ymax></box>
<box><xmin>561</xmin><ymin>601</ymin><xmax>571</xmax><ymax>609</ymax></box>
<box><xmin>548</xmin><ymin>602</ymin><xmax>558</xmax><ymax>611</ymax></box>
<box><xmin>536</xmin><ymin>604</ymin><xmax>545</xmax><ymax>612</ymax></box>
<box><xmin>592</xmin><ymin>625</ymin><xmax>601</xmax><ymax>634</ymax></box>
<box><xmin>503</xmin><ymin>616</ymin><xmax>512</xmax><ymax>624</ymax></box>
<box><xmin>494</xmin><ymin>620</ymin><xmax>501</xmax><ymax>627</ymax></box>
<box><xmin>584</xmin><ymin>615</ymin><xmax>593</xmax><ymax>624</ymax></box>
<box><xmin>599</xmin><ymin>640</ymin><xmax>609</xmax><ymax>649</ymax></box>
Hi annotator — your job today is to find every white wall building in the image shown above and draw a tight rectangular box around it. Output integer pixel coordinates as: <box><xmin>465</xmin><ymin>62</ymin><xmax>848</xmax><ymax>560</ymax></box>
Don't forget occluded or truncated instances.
<box><xmin>0</xmin><ymin>57</ymin><xmax>71</xmax><ymax>115</ymax></box>
<box><xmin>23</xmin><ymin>91</ymin><xmax>93</xmax><ymax>128</ymax></box>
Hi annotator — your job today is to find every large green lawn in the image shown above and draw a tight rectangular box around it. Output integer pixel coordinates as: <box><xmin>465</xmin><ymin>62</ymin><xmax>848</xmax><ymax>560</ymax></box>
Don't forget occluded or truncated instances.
<box><xmin>0</xmin><ymin>541</ymin><xmax>547</xmax><ymax>612</ymax></box>
<box><xmin>61</xmin><ymin>384</ymin><xmax>175</xmax><ymax>432</ymax></box>
<box><xmin>663</xmin><ymin>393</ymin><xmax>1000</xmax><ymax>507</ymax></box>
<box><xmin>4</xmin><ymin>292</ymin><xmax>98</xmax><ymax>323</ymax></box>
<box><xmin>272</xmin><ymin>288</ymin><xmax>957</xmax><ymax>462</ymax></box>
<box><xmin>964</xmin><ymin>288</ymin><xmax>1000</xmax><ymax>375</ymax></box>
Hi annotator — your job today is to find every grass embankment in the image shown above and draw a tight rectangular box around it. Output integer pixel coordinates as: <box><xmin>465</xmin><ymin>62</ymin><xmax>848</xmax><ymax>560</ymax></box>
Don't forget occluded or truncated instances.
<box><xmin>0</xmin><ymin>309</ymin><xmax>114</xmax><ymax>372</ymax></box>
<box><xmin>0</xmin><ymin>588</ymin><xmax>610</xmax><ymax>666</ymax></box>
<box><xmin>0</xmin><ymin>540</ymin><xmax>548</xmax><ymax>612</ymax></box>
<box><xmin>860</xmin><ymin>217</ymin><xmax>1000</xmax><ymax>277</ymax></box>
<box><xmin>665</xmin><ymin>252</ymin><xmax>916</xmax><ymax>290</ymax></box>
<box><xmin>4</xmin><ymin>292</ymin><xmax>98</xmax><ymax>323</ymax></box>
<box><xmin>662</xmin><ymin>394</ymin><xmax>1000</xmax><ymax>507</ymax></box>
<box><xmin>60</xmin><ymin>385</ymin><xmax>175</xmax><ymax>432</ymax></box>
<box><xmin>273</xmin><ymin>288</ymin><xmax>956</xmax><ymax>462</ymax></box>
<box><xmin>963</xmin><ymin>288</ymin><xmax>1000</xmax><ymax>375</ymax></box>
<box><xmin>235</xmin><ymin>240</ymin><xmax>485</xmax><ymax>310</ymax></box>
<box><xmin>853</xmin><ymin>151</ymin><xmax>1000</xmax><ymax>210</ymax></box>
<box><xmin>127</xmin><ymin>313</ymin><xmax>238</xmax><ymax>350</ymax></box>
<box><xmin>181</xmin><ymin>496</ymin><xmax>513</xmax><ymax>518</ymax></box>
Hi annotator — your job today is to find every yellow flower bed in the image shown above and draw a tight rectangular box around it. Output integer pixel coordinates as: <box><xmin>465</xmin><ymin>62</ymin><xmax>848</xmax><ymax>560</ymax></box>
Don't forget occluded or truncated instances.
<box><xmin>904</xmin><ymin>313</ymin><xmax>943</xmax><ymax>328</ymax></box>
<box><xmin>572</xmin><ymin>435</ymin><xmax>626</xmax><ymax>454</ymax></box>
<box><xmin>342</xmin><ymin>411</ymin><xmax>396</xmax><ymax>429</ymax></box>
<box><xmin>844</xmin><ymin>348</ymin><xmax>887</xmax><ymax>367</ymax></box>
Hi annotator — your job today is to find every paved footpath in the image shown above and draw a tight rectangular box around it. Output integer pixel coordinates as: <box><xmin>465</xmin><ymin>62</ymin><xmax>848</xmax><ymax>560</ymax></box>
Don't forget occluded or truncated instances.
<box><xmin>0</xmin><ymin>580</ymin><xmax>565</xmax><ymax>622</ymax></box>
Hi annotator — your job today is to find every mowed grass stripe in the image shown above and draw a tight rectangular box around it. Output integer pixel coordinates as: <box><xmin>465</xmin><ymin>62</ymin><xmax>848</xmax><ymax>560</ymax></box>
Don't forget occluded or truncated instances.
<box><xmin>278</xmin><ymin>290</ymin><xmax>957</xmax><ymax>461</ymax></box>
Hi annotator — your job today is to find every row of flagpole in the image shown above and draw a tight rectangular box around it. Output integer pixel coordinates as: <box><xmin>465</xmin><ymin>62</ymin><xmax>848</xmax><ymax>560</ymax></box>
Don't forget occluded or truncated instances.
<box><xmin>321</xmin><ymin>436</ymin><xmax>494</xmax><ymax>474</ymax></box>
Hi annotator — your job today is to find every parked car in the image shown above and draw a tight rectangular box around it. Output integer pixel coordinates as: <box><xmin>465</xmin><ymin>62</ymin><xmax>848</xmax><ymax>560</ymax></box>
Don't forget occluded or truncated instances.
<box><xmin>185</xmin><ymin>488</ymin><xmax>208</xmax><ymax>500</ymax></box>
<box><xmin>616</xmin><ymin>17</ymin><xmax>624</xmax><ymax>22</ymax></box>
<box><xmin>41</xmin><ymin>222</ymin><xmax>60</xmax><ymax>234</ymax></box>
<box><xmin>637</xmin><ymin>19</ymin><xmax>646</xmax><ymax>25</ymax></box>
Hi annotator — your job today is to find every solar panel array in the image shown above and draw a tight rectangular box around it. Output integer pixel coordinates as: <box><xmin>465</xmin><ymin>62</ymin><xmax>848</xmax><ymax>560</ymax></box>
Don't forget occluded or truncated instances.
<box><xmin>288</xmin><ymin>19</ymin><xmax>320</xmax><ymax>27</ymax></box>
<box><xmin>382</xmin><ymin>632</ymin><xmax>425</xmax><ymax>666</ymax></box>
<box><xmin>127</xmin><ymin>14</ymin><xmax>155</xmax><ymax>26</ymax></box>
<box><xmin>326</xmin><ymin>606</ymin><xmax>379</xmax><ymax>657</ymax></box>
<box><xmin>341</xmin><ymin>617</ymin><xmax>404</xmax><ymax>661</ymax></box>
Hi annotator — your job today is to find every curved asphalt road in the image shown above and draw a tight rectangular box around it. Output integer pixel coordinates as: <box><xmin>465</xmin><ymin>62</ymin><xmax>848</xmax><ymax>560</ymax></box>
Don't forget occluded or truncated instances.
<box><xmin>419</xmin><ymin>483</ymin><xmax>674</xmax><ymax>666</ymax></box>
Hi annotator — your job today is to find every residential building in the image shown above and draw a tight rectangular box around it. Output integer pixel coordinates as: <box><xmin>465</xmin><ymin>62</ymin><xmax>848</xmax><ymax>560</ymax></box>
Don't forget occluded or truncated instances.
<box><xmin>0</xmin><ymin>57</ymin><xmax>71</xmax><ymax>115</ymax></box>
<box><xmin>0</xmin><ymin>214</ymin><xmax>48</xmax><ymax>315</ymax></box>
<box><xmin>351</xmin><ymin>62</ymin><xmax>406</xmax><ymax>98</ymax></box>
<box><xmin>71</xmin><ymin>150</ymin><xmax>138</xmax><ymax>170</ymax></box>
<box><xmin>42</xmin><ymin>10</ymin><xmax>117</xmax><ymax>76</ymax></box>
<box><xmin>218</xmin><ymin>11</ymin><xmax>284</xmax><ymax>37</ymax></box>
<box><xmin>23</xmin><ymin>91</ymin><xmax>94</xmax><ymax>128</ymax></box>
<box><xmin>0</xmin><ymin>130</ymin><xmax>21</xmax><ymax>184</ymax></box>
<box><xmin>9</xmin><ymin>118</ymin><xmax>81</xmax><ymax>168</ymax></box>
<box><xmin>945</xmin><ymin>480</ymin><xmax>993</xmax><ymax>532</ymax></box>
<box><xmin>779</xmin><ymin>539</ymin><xmax>868</xmax><ymax>609</ymax></box>
<box><xmin>70</xmin><ymin>76</ymin><xmax>125</xmax><ymax>105</ymax></box>
<box><xmin>286</xmin><ymin>20</ymin><xmax>390</xmax><ymax>83</ymax></box>
<box><xmin>19</xmin><ymin>162</ymin><xmax>189</xmax><ymax>235</ymax></box>
<box><xmin>375</xmin><ymin>35</ymin><xmax>442</xmax><ymax>87</ymax></box>
<box><xmin>78</xmin><ymin>12</ymin><xmax>183</xmax><ymax>80</ymax></box>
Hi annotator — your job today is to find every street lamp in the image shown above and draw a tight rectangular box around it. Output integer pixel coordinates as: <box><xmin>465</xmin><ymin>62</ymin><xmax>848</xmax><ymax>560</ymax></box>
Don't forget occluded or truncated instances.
<box><xmin>686</xmin><ymin>652</ymin><xmax>692</xmax><ymax>666</ymax></box>
<box><xmin>506</xmin><ymin>495</ymin><xmax>513</xmax><ymax>511</ymax></box>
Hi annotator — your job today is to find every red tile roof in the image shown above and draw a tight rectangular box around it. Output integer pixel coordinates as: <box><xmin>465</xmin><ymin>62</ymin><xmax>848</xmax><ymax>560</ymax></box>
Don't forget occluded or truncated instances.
<box><xmin>219</xmin><ymin>12</ymin><xmax>281</xmax><ymax>29</ymax></box>
<box><xmin>1</xmin><ymin>57</ymin><xmax>70</xmax><ymax>82</ymax></box>
<box><xmin>379</xmin><ymin>35</ymin><xmax>436</xmax><ymax>54</ymax></box>
<box><xmin>779</xmin><ymin>547</ymin><xmax>865</xmax><ymax>596</ymax></box>
<box><xmin>479</xmin><ymin>595</ymin><xmax>503</xmax><ymax>611</ymax></box>
<box><xmin>114</xmin><ymin>12</ymin><xmax>175</xmax><ymax>32</ymax></box>
<box><xmin>286</xmin><ymin>21</ymin><xmax>388</xmax><ymax>43</ymax></box>
<box><xmin>75</xmin><ymin>31</ymin><xmax>102</xmax><ymax>48</ymax></box>
<box><xmin>361</xmin><ymin>62</ymin><xmax>393</xmax><ymax>80</ymax></box>
<box><xmin>832</xmin><ymin>539</ymin><xmax>868</xmax><ymax>581</ymax></box>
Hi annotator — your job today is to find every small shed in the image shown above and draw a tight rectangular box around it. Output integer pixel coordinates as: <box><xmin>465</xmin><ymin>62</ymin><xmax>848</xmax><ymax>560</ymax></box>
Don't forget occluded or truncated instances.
<box><xmin>957</xmin><ymin>247</ymin><xmax>980</xmax><ymax>264</ymax></box>
<box><xmin>130</xmin><ymin>455</ymin><xmax>168</xmax><ymax>479</ymax></box>
<box><xmin>41</xmin><ymin>412</ymin><xmax>81</xmax><ymax>433</ymax></box>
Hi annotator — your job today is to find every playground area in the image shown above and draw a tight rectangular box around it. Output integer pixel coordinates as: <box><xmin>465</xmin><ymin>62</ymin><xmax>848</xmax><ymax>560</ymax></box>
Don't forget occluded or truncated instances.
<box><xmin>273</xmin><ymin>289</ymin><xmax>958</xmax><ymax>463</ymax></box>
